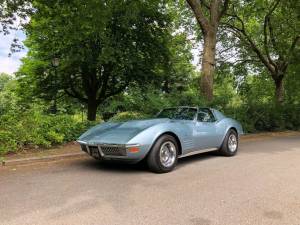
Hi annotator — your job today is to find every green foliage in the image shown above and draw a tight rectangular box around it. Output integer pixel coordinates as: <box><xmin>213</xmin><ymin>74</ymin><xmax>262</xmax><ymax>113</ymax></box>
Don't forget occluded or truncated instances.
<box><xmin>19</xmin><ymin>0</ymin><xmax>183</xmax><ymax>120</ymax></box>
<box><xmin>0</xmin><ymin>82</ymin><xmax>99</xmax><ymax>155</ymax></box>
<box><xmin>101</xmin><ymin>73</ymin><xmax>300</xmax><ymax>133</ymax></box>
<box><xmin>224</xmin><ymin>103</ymin><xmax>300</xmax><ymax>133</ymax></box>
<box><xmin>223</xmin><ymin>0</ymin><xmax>300</xmax><ymax>103</ymax></box>
<box><xmin>100</xmin><ymin>84</ymin><xmax>207</xmax><ymax>119</ymax></box>
<box><xmin>0</xmin><ymin>130</ymin><xmax>17</xmax><ymax>154</ymax></box>
<box><xmin>0</xmin><ymin>108</ymin><xmax>98</xmax><ymax>155</ymax></box>
<box><xmin>0</xmin><ymin>73</ymin><xmax>11</xmax><ymax>91</ymax></box>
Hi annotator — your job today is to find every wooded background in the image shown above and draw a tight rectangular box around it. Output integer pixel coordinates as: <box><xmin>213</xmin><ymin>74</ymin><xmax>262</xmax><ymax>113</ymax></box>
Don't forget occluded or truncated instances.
<box><xmin>0</xmin><ymin>0</ymin><xmax>299</xmax><ymax>154</ymax></box>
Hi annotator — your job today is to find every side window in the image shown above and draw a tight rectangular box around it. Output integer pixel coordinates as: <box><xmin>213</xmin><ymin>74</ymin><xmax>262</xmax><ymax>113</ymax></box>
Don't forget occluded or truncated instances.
<box><xmin>197</xmin><ymin>109</ymin><xmax>216</xmax><ymax>122</ymax></box>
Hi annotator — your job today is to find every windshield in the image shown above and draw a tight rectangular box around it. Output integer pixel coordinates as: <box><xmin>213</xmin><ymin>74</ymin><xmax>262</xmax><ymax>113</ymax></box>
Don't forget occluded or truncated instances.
<box><xmin>156</xmin><ymin>107</ymin><xmax>197</xmax><ymax>120</ymax></box>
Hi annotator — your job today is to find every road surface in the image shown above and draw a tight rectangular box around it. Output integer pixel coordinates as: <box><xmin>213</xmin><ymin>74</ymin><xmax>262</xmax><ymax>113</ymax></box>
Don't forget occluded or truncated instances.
<box><xmin>1</xmin><ymin>135</ymin><xmax>300</xmax><ymax>225</ymax></box>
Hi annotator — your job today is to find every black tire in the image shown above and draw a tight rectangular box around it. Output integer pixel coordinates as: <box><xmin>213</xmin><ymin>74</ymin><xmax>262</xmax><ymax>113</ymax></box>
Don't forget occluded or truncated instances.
<box><xmin>147</xmin><ymin>135</ymin><xmax>179</xmax><ymax>173</ymax></box>
<box><xmin>218</xmin><ymin>129</ymin><xmax>238</xmax><ymax>156</ymax></box>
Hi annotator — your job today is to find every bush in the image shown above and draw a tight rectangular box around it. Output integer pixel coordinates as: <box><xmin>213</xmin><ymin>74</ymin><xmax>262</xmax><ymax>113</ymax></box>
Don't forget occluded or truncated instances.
<box><xmin>223</xmin><ymin>103</ymin><xmax>300</xmax><ymax>133</ymax></box>
<box><xmin>0</xmin><ymin>75</ymin><xmax>100</xmax><ymax>155</ymax></box>
<box><xmin>102</xmin><ymin>85</ymin><xmax>300</xmax><ymax>133</ymax></box>
<box><xmin>100</xmin><ymin>86</ymin><xmax>206</xmax><ymax>119</ymax></box>
<box><xmin>0</xmin><ymin>130</ymin><xmax>17</xmax><ymax>154</ymax></box>
<box><xmin>0</xmin><ymin>106</ymin><xmax>99</xmax><ymax>155</ymax></box>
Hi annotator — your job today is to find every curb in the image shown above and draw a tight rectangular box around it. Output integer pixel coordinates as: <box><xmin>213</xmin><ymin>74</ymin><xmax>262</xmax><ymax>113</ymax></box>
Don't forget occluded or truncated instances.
<box><xmin>1</xmin><ymin>152</ymin><xmax>86</xmax><ymax>167</ymax></box>
<box><xmin>240</xmin><ymin>132</ymin><xmax>300</xmax><ymax>142</ymax></box>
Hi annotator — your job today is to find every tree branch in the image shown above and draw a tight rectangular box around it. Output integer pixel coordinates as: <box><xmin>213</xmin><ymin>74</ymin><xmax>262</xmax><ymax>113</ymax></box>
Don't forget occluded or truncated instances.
<box><xmin>220</xmin><ymin>0</ymin><xmax>230</xmax><ymax>18</ymax></box>
<box><xmin>104</xmin><ymin>82</ymin><xmax>129</xmax><ymax>99</ymax></box>
<box><xmin>283</xmin><ymin>35</ymin><xmax>300</xmax><ymax>70</ymax></box>
<box><xmin>224</xmin><ymin>9</ymin><xmax>277</xmax><ymax>77</ymax></box>
<box><xmin>210</xmin><ymin>0</ymin><xmax>220</xmax><ymax>24</ymax></box>
<box><xmin>186</xmin><ymin>0</ymin><xmax>210</xmax><ymax>31</ymax></box>
<box><xmin>97</xmin><ymin>63</ymin><xmax>111</xmax><ymax>101</ymax></box>
<box><xmin>200</xmin><ymin>0</ymin><xmax>210</xmax><ymax>10</ymax></box>
<box><xmin>267</xmin><ymin>17</ymin><xmax>279</xmax><ymax>53</ymax></box>
<box><xmin>263</xmin><ymin>0</ymin><xmax>281</xmax><ymax>70</ymax></box>
<box><xmin>263</xmin><ymin>15</ymin><xmax>276</xmax><ymax>69</ymax></box>
<box><xmin>64</xmin><ymin>89</ymin><xmax>87</xmax><ymax>103</ymax></box>
<box><xmin>63</xmin><ymin>74</ymin><xmax>88</xmax><ymax>103</ymax></box>
<box><xmin>233</xmin><ymin>59</ymin><xmax>261</xmax><ymax>65</ymax></box>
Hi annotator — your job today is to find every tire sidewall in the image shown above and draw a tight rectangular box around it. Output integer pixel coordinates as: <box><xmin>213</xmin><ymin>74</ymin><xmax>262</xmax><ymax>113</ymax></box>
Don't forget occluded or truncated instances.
<box><xmin>222</xmin><ymin>129</ymin><xmax>238</xmax><ymax>156</ymax></box>
<box><xmin>149</xmin><ymin>135</ymin><xmax>179</xmax><ymax>173</ymax></box>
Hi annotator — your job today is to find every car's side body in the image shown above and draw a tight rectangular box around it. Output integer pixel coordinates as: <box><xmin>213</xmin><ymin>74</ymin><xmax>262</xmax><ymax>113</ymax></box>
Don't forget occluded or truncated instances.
<box><xmin>77</xmin><ymin>107</ymin><xmax>243</xmax><ymax>163</ymax></box>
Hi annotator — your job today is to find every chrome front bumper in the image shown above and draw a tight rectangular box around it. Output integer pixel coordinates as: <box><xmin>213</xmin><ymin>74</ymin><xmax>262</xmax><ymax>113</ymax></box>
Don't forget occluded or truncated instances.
<box><xmin>82</xmin><ymin>144</ymin><xmax>126</xmax><ymax>157</ymax></box>
<box><xmin>77</xmin><ymin>141</ymin><xmax>141</xmax><ymax>160</ymax></box>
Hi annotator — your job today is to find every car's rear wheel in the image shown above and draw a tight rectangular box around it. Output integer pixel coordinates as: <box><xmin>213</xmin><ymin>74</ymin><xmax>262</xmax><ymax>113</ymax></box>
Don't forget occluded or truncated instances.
<box><xmin>147</xmin><ymin>135</ymin><xmax>178</xmax><ymax>173</ymax></box>
<box><xmin>218</xmin><ymin>129</ymin><xmax>238</xmax><ymax>156</ymax></box>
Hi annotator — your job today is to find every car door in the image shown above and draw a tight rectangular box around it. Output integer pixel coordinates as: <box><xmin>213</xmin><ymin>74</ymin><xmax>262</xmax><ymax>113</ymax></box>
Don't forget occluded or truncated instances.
<box><xmin>172</xmin><ymin>108</ymin><xmax>198</xmax><ymax>153</ymax></box>
<box><xmin>193</xmin><ymin>108</ymin><xmax>219</xmax><ymax>149</ymax></box>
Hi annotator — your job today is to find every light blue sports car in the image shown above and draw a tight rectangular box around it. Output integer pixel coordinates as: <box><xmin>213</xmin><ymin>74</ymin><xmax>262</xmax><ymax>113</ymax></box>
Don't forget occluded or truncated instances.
<box><xmin>77</xmin><ymin>107</ymin><xmax>243</xmax><ymax>173</ymax></box>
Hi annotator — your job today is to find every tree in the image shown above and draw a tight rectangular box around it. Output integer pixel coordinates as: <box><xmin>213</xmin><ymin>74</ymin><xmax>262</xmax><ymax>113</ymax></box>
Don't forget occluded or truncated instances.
<box><xmin>18</xmin><ymin>0</ymin><xmax>175</xmax><ymax>121</ymax></box>
<box><xmin>0</xmin><ymin>0</ymin><xmax>30</xmax><ymax>34</ymax></box>
<box><xmin>153</xmin><ymin>1</ymin><xmax>196</xmax><ymax>94</ymax></box>
<box><xmin>0</xmin><ymin>0</ymin><xmax>32</xmax><ymax>53</ymax></box>
<box><xmin>0</xmin><ymin>73</ymin><xmax>11</xmax><ymax>91</ymax></box>
<box><xmin>224</xmin><ymin>0</ymin><xmax>300</xmax><ymax>103</ymax></box>
<box><xmin>160</xmin><ymin>33</ymin><xmax>195</xmax><ymax>93</ymax></box>
<box><xmin>186</xmin><ymin>0</ymin><xmax>230</xmax><ymax>102</ymax></box>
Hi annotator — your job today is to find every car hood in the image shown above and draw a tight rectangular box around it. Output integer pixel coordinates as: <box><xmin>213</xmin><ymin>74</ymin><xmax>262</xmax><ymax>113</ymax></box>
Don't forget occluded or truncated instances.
<box><xmin>78</xmin><ymin>118</ymin><xmax>170</xmax><ymax>144</ymax></box>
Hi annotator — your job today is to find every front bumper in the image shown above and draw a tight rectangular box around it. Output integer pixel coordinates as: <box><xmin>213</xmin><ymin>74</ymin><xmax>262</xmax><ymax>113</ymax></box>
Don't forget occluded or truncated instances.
<box><xmin>77</xmin><ymin>141</ymin><xmax>147</xmax><ymax>162</ymax></box>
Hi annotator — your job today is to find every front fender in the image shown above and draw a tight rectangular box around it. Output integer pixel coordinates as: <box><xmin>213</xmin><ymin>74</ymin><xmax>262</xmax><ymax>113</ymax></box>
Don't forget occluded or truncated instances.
<box><xmin>127</xmin><ymin>122</ymin><xmax>186</xmax><ymax>159</ymax></box>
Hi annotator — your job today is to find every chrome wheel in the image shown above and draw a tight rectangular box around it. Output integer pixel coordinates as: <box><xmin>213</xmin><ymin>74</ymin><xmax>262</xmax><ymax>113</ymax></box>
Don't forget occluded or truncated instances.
<box><xmin>228</xmin><ymin>134</ymin><xmax>237</xmax><ymax>152</ymax></box>
<box><xmin>159</xmin><ymin>141</ymin><xmax>177</xmax><ymax>168</ymax></box>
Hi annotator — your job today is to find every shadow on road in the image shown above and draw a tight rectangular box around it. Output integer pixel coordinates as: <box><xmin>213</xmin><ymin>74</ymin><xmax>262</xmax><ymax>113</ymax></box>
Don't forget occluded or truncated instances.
<box><xmin>177</xmin><ymin>152</ymin><xmax>217</xmax><ymax>168</ymax></box>
<box><xmin>75</xmin><ymin>158</ymin><xmax>149</xmax><ymax>173</ymax></box>
<box><xmin>75</xmin><ymin>151</ymin><xmax>218</xmax><ymax>173</ymax></box>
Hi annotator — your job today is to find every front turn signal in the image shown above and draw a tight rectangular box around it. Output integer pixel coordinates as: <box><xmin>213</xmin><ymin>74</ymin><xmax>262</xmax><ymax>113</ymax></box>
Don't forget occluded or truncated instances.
<box><xmin>128</xmin><ymin>146</ymin><xmax>140</xmax><ymax>153</ymax></box>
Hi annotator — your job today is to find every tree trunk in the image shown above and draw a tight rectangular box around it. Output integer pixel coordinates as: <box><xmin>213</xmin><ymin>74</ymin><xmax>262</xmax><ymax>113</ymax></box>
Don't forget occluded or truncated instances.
<box><xmin>201</xmin><ymin>30</ymin><xmax>217</xmax><ymax>102</ymax></box>
<box><xmin>87</xmin><ymin>98</ymin><xmax>98</xmax><ymax>121</ymax></box>
<box><xmin>275</xmin><ymin>78</ymin><xmax>284</xmax><ymax>104</ymax></box>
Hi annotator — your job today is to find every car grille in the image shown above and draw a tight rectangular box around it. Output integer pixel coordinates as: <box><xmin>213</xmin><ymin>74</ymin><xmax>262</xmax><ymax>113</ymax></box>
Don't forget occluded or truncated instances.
<box><xmin>88</xmin><ymin>146</ymin><xmax>99</xmax><ymax>152</ymax></box>
<box><xmin>100</xmin><ymin>145</ymin><xmax>127</xmax><ymax>156</ymax></box>
<box><xmin>80</xmin><ymin>144</ymin><xmax>127</xmax><ymax>157</ymax></box>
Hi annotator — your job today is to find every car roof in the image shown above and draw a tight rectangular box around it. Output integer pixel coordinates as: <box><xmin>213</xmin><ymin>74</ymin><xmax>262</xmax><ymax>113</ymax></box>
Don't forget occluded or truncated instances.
<box><xmin>162</xmin><ymin>106</ymin><xmax>198</xmax><ymax>111</ymax></box>
<box><xmin>163</xmin><ymin>106</ymin><xmax>213</xmax><ymax>110</ymax></box>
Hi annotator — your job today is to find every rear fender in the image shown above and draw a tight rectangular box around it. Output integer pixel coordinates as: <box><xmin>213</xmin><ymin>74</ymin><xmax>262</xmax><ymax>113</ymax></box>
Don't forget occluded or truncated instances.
<box><xmin>217</xmin><ymin>118</ymin><xmax>244</xmax><ymax>146</ymax></box>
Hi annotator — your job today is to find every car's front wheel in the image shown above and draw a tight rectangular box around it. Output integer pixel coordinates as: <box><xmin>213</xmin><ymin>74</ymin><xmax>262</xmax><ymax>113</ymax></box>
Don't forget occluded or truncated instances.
<box><xmin>147</xmin><ymin>135</ymin><xmax>178</xmax><ymax>173</ymax></box>
<box><xmin>218</xmin><ymin>129</ymin><xmax>239</xmax><ymax>156</ymax></box>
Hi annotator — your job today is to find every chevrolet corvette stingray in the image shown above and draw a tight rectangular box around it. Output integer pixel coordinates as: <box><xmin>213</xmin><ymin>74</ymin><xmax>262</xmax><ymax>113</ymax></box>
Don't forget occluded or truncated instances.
<box><xmin>77</xmin><ymin>107</ymin><xmax>243</xmax><ymax>173</ymax></box>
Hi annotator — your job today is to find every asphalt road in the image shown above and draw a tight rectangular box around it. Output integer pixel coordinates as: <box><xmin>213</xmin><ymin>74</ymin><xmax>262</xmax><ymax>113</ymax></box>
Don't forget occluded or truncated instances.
<box><xmin>1</xmin><ymin>135</ymin><xmax>300</xmax><ymax>225</ymax></box>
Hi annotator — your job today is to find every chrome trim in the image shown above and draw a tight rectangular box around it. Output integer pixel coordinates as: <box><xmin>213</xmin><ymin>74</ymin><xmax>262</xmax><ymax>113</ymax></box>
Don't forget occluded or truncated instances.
<box><xmin>78</xmin><ymin>142</ymin><xmax>141</xmax><ymax>158</ymax></box>
<box><xmin>228</xmin><ymin>134</ymin><xmax>237</xmax><ymax>152</ymax></box>
<box><xmin>179</xmin><ymin>148</ymin><xmax>218</xmax><ymax>158</ymax></box>
<box><xmin>97</xmin><ymin>146</ymin><xmax>105</xmax><ymax>157</ymax></box>
<box><xmin>160</xmin><ymin>141</ymin><xmax>176</xmax><ymax>167</ymax></box>
<box><xmin>100</xmin><ymin>143</ymin><xmax>126</xmax><ymax>147</ymax></box>
<box><xmin>84</xmin><ymin>145</ymin><xmax>100</xmax><ymax>157</ymax></box>
<box><xmin>77</xmin><ymin>140</ymin><xmax>87</xmax><ymax>145</ymax></box>
<box><xmin>125</xmin><ymin>144</ymin><xmax>141</xmax><ymax>147</ymax></box>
